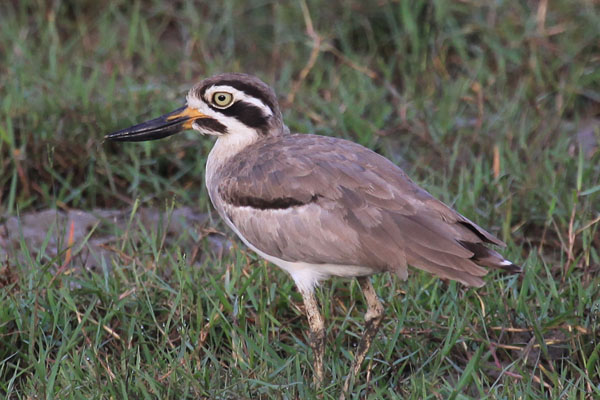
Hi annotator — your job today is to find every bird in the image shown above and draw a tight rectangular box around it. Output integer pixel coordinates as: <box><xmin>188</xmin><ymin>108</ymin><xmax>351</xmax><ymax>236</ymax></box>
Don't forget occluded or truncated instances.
<box><xmin>106</xmin><ymin>73</ymin><xmax>521</xmax><ymax>396</ymax></box>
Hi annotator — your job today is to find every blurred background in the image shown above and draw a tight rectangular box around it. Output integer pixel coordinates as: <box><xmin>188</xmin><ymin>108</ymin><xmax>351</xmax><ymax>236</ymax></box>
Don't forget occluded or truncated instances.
<box><xmin>0</xmin><ymin>0</ymin><xmax>599</xmax><ymax>398</ymax></box>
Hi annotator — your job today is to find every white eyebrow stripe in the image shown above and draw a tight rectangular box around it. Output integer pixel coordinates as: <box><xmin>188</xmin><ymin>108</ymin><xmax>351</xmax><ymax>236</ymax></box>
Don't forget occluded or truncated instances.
<box><xmin>204</xmin><ymin>85</ymin><xmax>274</xmax><ymax>117</ymax></box>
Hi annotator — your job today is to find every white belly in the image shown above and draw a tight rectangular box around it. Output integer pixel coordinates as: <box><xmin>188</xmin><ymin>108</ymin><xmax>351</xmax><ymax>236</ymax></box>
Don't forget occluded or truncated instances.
<box><xmin>220</xmin><ymin>210</ymin><xmax>374</xmax><ymax>293</ymax></box>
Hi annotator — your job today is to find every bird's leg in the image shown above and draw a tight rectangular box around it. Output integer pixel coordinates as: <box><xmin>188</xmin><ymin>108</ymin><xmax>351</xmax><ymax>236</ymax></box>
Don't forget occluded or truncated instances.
<box><xmin>340</xmin><ymin>276</ymin><xmax>384</xmax><ymax>398</ymax></box>
<box><xmin>300</xmin><ymin>288</ymin><xmax>326</xmax><ymax>387</ymax></box>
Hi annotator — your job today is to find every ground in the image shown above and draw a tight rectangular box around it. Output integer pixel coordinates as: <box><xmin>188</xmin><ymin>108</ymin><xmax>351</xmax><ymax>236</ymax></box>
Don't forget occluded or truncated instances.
<box><xmin>0</xmin><ymin>0</ymin><xmax>599</xmax><ymax>398</ymax></box>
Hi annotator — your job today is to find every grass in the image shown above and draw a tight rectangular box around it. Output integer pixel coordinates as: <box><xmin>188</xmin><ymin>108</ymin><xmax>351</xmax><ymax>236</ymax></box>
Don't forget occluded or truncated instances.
<box><xmin>1</xmin><ymin>0</ymin><xmax>599</xmax><ymax>398</ymax></box>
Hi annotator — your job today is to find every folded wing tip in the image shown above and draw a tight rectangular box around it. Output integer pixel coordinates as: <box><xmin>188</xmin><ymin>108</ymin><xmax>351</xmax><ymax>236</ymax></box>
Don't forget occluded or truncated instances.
<box><xmin>498</xmin><ymin>259</ymin><xmax>522</xmax><ymax>274</ymax></box>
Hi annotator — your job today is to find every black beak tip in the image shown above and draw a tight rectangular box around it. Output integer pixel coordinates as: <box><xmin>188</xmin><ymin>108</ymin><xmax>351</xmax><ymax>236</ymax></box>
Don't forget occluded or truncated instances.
<box><xmin>104</xmin><ymin>131</ymin><xmax>129</xmax><ymax>142</ymax></box>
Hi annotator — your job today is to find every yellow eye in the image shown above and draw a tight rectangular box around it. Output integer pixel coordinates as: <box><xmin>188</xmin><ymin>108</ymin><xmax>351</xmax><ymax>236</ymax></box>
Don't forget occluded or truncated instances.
<box><xmin>212</xmin><ymin>92</ymin><xmax>233</xmax><ymax>108</ymax></box>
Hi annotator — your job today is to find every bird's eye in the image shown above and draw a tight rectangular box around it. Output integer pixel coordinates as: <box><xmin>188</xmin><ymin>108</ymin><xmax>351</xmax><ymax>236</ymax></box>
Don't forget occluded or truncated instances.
<box><xmin>212</xmin><ymin>92</ymin><xmax>234</xmax><ymax>108</ymax></box>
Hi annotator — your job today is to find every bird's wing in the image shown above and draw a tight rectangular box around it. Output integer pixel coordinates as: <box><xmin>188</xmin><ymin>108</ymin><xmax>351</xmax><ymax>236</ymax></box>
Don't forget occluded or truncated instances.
<box><xmin>216</xmin><ymin>134</ymin><xmax>516</xmax><ymax>287</ymax></box>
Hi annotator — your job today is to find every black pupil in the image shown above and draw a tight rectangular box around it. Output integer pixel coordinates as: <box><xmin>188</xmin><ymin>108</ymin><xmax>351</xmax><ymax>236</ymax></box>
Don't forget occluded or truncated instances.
<box><xmin>218</xmin><ymin>94</ymin><xmax>226</xmax><ymax>102</ymax></box>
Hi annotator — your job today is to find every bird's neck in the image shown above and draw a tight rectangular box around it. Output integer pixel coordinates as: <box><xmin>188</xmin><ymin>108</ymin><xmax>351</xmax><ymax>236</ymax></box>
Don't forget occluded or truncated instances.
<box><xmin>205</xmin><ymin>130</ymin><xmax>260</xmax><ymax>203</ymax></box>
<box><xmin>205</xmin><ymin>124</ymin><xmax>289</xmax><ymax>200</ymax></box>
<box><xmin>207</xmin><ymin>130</ymin><xmax>259</xmax><ymax>170</ymax></box>
<box><xmin>207</xmin><ymin>124</ymin><xmax>289</xmax><ymax>169</ymax></box>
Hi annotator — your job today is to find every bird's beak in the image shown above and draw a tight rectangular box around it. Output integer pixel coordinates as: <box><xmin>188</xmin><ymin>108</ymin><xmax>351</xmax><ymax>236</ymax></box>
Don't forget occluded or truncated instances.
<box><xmin>105</xmin><ymin>106</ymin><xmax>208</xmax><ymax>142</ymax></box>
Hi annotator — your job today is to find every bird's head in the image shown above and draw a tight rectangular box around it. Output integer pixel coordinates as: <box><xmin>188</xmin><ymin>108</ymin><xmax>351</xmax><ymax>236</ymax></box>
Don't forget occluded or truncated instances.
<box><xmin>105</xmin><ymin>73</ymin><xmax>288</xmax><ymax>143</ymax></box>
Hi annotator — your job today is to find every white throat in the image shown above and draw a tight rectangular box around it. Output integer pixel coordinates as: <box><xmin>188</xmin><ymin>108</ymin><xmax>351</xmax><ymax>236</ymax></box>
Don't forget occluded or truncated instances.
<box><xmin>209</xmin><ymin>130</ymin><xmax>260</xmax><ymax>164</ymax></box>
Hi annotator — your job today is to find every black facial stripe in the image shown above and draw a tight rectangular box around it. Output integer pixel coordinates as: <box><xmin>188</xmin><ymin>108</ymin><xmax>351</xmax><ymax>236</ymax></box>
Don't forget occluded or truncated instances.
<box><xmin>197</xmin><ymin>80</ymin><xmax>276</xmax><ymax>112</ymax></box>
<box><xmin>194</xmin><ymin>118</ymin><xmax>227</xmax><ymax>134</ymax></box>
<box><xmin>209</xmin><ymin>101</ymin><xmax>269</xmax><ymax>134</ymax></box>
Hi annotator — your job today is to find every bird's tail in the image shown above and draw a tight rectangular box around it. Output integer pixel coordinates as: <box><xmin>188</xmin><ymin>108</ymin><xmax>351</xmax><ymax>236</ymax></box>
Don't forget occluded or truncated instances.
<box><xmin>460</xmin><ymin>241</ymin><xmax>521</xmax><ymax>273</ymax></box>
